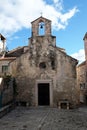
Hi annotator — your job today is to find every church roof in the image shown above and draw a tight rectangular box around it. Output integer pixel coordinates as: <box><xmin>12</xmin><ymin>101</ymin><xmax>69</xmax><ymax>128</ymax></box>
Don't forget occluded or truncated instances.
<box><xmin>6</xmin><ymin>46</ymin><xmax>25</xmax><ymax>57</ymax></box>
<box><xmin>0</xmin><ymin>57</ymin><xmax>16</xmax><ymax>61</ymax></box>
<box><xmin>31</xmin><ymin>16</ymin><xmax>51</xmax><ymax>23</ymax></box>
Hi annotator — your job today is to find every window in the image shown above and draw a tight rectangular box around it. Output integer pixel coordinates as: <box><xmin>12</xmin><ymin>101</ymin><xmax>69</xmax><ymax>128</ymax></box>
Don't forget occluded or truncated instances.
<box><xmin>51</xmin><ymin>60</ymin><xmax>55</xmax><ymax>70</ymax></box>
<box><xmin>2</xmin><ymin>65</ymin><xmax>8</xmax><ymax>73</ymax></box>
<box><xmin>39</xmin><ymin>62</ymin><xmax>46</xmax><ymax>69</ymax></box>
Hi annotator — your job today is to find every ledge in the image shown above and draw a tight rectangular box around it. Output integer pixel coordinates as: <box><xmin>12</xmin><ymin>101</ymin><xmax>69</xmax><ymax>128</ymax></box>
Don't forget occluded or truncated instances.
<box><xmin>0</xmin><ymin>104</ymin><xmax>14</xmax><ymax>118</ymax></box>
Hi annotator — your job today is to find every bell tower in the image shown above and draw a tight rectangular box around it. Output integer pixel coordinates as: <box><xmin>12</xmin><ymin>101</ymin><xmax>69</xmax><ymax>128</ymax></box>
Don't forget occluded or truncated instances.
<box><xmin>29</xmin><ymin>16</ymin><xmax>56</xmax><ymax>47</ymax></box>
<box><xmin>31</xmin><ymin>16</ymin><xmax>51</xmax><ymax>37</ymax></box>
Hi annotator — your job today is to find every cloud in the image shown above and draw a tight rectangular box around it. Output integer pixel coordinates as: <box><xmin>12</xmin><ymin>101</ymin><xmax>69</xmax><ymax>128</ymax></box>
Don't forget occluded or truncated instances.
<box><xmin>71</xmin><ymin>49</ymin><xmax>85</xmax><ymax>63</ymax></box>
<box><xmin>0</xmin><ymin>0</ymin><xmax>78</xmax><ymax>36</ymax></box>
<box><xmin>52</xmin><ymin>0</ymin><xmax>63</xmax><ymax>10</ymax></box>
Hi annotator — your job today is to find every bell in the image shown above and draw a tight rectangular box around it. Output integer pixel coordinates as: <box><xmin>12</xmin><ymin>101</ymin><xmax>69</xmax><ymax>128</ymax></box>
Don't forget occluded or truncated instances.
<box><xmin>40</xmin><ymin>25</ymin><xmax>43</xmax><ymax>29</ymax></box>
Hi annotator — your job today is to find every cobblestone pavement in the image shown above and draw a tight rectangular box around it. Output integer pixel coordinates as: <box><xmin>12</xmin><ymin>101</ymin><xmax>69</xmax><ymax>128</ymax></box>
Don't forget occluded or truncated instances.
<box><xmin>0</xmin><ymin>106</ymin><xmax>87</xmax><ymax>130</ymax></box>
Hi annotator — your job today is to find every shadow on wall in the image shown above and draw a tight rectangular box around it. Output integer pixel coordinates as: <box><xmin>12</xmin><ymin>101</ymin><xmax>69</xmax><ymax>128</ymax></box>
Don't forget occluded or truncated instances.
<box><xmin>0</xmin><ymin>75</ymin><xmax>17</xmax><ymax>108</ymax></box>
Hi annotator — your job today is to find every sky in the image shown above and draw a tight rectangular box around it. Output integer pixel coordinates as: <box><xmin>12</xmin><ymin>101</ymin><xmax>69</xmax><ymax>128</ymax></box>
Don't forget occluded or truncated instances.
<box><xmin>0</xmin><ymin>0</ymin><xmax>87</xmax><ymax>63</ymax></box>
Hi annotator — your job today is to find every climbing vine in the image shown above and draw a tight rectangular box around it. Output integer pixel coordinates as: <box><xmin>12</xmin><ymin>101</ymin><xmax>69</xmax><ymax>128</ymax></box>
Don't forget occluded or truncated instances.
<box><xmin>3</xmin><ymin>75</ymin><xmax>11</xmax><ymax>88</ymax></box>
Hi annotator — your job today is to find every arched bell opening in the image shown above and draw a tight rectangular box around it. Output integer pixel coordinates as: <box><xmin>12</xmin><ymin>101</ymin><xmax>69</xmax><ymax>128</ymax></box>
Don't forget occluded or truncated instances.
<box><xmin>38</xmin><ymin>21</ymin><xmax>45</xmax><ymax>36</ymax></box>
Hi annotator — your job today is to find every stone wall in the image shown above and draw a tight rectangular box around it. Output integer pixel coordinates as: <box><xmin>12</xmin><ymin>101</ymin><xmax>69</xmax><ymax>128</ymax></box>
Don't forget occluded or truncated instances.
<box><xmin>54</xmin><ymin>50</ymin><xmax>78</xmax><ymax>106</ymax></box>
<box><xmin>0</xmin><ymin>77</ymin><xmax>14</xmax><ymax>107</ymax></box>
<box><xmin>77</xmin><ymin>62</ymin><xmax>87</xmax><ymax>103</ymax></box>
<box><xmin>9</xmin><ymin>40</ymin><xmax>78</xmax><ymax>106</ymax></box>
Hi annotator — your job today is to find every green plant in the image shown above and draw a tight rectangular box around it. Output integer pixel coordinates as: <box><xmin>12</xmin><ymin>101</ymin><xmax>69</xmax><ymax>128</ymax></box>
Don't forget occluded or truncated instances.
<box><xmin>3</xmin><ymin>75</ymin><xmax>11</xmax><ymax>87</ymax></box>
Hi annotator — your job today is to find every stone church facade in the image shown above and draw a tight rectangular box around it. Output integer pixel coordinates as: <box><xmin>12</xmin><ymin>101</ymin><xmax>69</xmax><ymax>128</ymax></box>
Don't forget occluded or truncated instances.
<box><xmin>8</xmin><ymin>16</ymin><xmax>78</xmax><ymax>107</ymax></box>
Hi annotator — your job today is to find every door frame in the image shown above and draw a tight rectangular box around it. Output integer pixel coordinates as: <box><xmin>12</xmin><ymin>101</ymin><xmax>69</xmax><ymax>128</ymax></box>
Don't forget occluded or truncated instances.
<box><xmin>35</xmin><ymin>80</ymin><xmax>53</xmax><ymax>107</ymax></box>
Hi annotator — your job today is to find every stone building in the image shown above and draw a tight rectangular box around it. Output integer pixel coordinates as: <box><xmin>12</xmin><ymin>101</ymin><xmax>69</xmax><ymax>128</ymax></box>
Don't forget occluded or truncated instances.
<box><xmin>77</xmin><ymin>32</ymin><xmax>87</xmax><ymax>104</ymax></box>
<box><xmin>0</xmin><ymin>34</ymin><xmax>16</xmax><ymax>107</ymax></box>
<box><xmin>0</xmin><ymin>34</ymin><xmax>30</xmax><ymax>107</ymax></box>
<box><xmin>8</xmin><ymin>16</ymin><xmax>78</xmax><ymax>107</ymax></box>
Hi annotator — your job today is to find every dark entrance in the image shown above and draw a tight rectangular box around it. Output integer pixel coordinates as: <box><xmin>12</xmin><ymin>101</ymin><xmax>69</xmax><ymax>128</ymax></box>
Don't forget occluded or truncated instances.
<box><xmin>38</xmin><ymin>83</ymin><xmax>50</xmax><ymax>106</ymax></box>
<box><xmin>85</xmin><ymin>95</ymin><xmax>87</xmax><ymax>105</ymax></box>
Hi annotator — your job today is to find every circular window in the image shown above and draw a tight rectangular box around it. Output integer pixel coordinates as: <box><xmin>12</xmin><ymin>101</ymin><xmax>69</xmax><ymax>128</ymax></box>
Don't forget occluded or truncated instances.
<box><xmin>39</xmin><ymin>62</ymin><xmax>46</xmax><ymax>69</ymax></box>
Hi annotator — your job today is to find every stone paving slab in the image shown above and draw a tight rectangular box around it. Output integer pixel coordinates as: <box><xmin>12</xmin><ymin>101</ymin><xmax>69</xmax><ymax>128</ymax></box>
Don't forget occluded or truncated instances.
<box><xmin>0</xmin><ymin>106</ymin><xmax>87</xmax><ymax>130</ymax></box>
